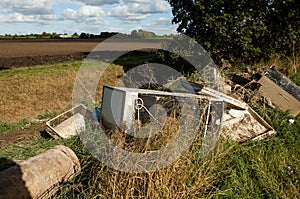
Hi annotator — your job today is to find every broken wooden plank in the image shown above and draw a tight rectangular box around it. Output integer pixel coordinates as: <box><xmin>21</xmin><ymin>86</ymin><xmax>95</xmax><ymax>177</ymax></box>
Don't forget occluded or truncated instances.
<box><xmin>265</xmin><ymin>66</ymin><xmax>300</xmax><ymax>101</ymax></box>
<box><xmin>180</xmin><ymin>80</ymin><xmax>247</xmax><ymax>109</ymax></box>
<box><xmin>258</xmin><ymin>76</ymin><xmax>300</xmax><ymax>117</ymax></box>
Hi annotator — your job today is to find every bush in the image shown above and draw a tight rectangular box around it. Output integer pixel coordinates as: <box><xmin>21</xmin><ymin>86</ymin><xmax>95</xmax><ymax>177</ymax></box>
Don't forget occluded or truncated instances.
<box><xmin>167</xmin><ymin>0</ymin><xmax>300</xmax><ymax>66</ymax></box>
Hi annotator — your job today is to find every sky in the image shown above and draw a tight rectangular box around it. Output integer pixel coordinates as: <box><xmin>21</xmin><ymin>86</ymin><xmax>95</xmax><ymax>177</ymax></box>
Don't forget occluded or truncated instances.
<box><xmin>0</xmin><ymin>0</ymin><xmax>178</xmax><ymax>36</ymax></box>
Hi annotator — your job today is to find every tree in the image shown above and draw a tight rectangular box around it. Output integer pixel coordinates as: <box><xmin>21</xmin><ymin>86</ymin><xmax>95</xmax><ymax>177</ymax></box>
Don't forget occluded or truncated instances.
<box><xmin>50</xmin><ymin>32</ymin><xmax>58</xmax><ymax>39</ymax></box>
<box><xmin>79</xmin><ymin>32</ymin><xmax>89</xmax><ymax>39</ymax></box>
<box><xmin>72</xmin><ymin>32</ymin><xmax>79</xmax><ymax>38</ymax></box>
<box><xmin>100</xmin><ymin>32</ymin><xmax>118</xmax><ymax>38</ymax></box>
<box><xmin>131</xmin><ymin>29</ymin><xmax>156</xmax><ymax>38</ymax></box>
<box><xmin>131</xmin><ymin>30</ymin><xmax>139</xmax><ymax>38</ymax></box>
<box><xmin>42</xmin><ymin>32</ymin><xmax>47</xmax><ymax>37</ymax></box>
<box><xmin>166</xmin><ymin>0</ymin><xmax>300</xmax><ymax>65</ymax></box>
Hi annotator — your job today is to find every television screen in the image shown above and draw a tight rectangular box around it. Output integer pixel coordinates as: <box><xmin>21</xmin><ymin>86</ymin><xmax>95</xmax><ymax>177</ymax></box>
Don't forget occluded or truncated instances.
<box><xmin>101</xmin><ymin>86</ymin><xmax>125</xmax><ymax>129</ymax></box>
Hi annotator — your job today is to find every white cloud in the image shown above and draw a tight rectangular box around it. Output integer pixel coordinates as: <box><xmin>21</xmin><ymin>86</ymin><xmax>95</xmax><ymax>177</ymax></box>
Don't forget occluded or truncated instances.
<box><xmin>128</xmin><ymin>3</ymin><xmax>169</xmax><ymax>14</ymax></box>
<box><xmin>109</xmin><ymin>0</ymin><xmax>170</xmax><ymax>22</ymax></box>
<box><xmin>109</xmin><ymin>5</ymin><xmax>150</xmax><ymax>22</ymax></box>
<box><xmin>0</xmin><ymin>13</ymin><xmax>60</xmax><ymax>23</ymax></box>
<box><xmin>152</xmin><ymin>0</ymin><xmax>170</xmax><ymax>13</ymax></box>
<box><xmin>123</xmin><ymin>0</ymin><xmax>170</xmax><ymax>13</ymax></box>
<box><xmin>138</xmin><ymin>17</ymin><xmax>176</xmax><ymax>35</ymax></box>
<box><xmin>107</xmin><ymin>27</ymin><xmax>125</xmax><ymax>32</ymax></box>
<box><xmin>73</xmin><ymin>0</ymin><xmax>119</xmax><ymax>6</ymax></box>
<box><xmin>0</xmin><ymin>0</ymin><xmax>61</xmax><ymax>24</ymax></box>
<box><xmin>123</xmin><ymin>0</ymin><xmax>151</xmax><ymax>3</ymax></box>
<box><xmin>3</xmin><ymin>0</ymin><xmax>55</xmax><ymax>15</ymax></box>
<box><xmin>62</xmin><ymin>6</ymin><xmax>107</xmax><ymax>26</ymax></box>
<box><xmin>154</xmin><ymin>17</ymin><xmax>172</xmax><ymax>25</ymax></box>
<box><xmin>63</xmin><ymin>6</ymin><xmax>104</xmax><ymax>20</ymax></box>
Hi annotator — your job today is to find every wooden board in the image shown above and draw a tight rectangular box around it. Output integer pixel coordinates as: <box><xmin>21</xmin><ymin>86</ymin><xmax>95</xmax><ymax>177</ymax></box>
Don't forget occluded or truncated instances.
<box><xmin>259</xmin><ymin>76</ymin><xmax>300</xmax><ymax>117</ymax></box>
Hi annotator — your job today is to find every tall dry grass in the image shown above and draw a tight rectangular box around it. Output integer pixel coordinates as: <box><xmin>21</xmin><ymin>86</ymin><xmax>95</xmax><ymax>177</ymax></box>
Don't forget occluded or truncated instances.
<box><xmin>0</xmin><ymin>61</ymin><xmax>123</xmax><ymax>123</ymax></box>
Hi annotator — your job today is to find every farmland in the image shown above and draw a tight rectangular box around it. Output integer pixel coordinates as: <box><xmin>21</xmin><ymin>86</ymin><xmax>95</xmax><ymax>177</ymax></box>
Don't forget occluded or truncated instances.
<box><xmin>0</xmin><ymin>39</ymin><xmax>299</xmax><ymax>198</ymax></box>
<box><xmin>0</xmin><ymin>39</ymin><xmax>161</xmax><ymax>69</ymax></box>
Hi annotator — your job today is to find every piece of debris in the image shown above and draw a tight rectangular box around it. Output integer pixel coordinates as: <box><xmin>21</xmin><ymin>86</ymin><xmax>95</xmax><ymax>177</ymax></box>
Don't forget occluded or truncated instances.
<box><xmin>221</xmin><ymin>107</ymin><xmax>276</xmax><ymax>142</ymax></box>
<box><xmin>224</xmin><ymin>83</ymin><xmax>232</xmax><ymax>95</ymax></box>
<box><xmin>265</xmin><ymin>66</ymin><xmax>300</xmax><ymax>101</ymax></box>
<box><xmin>185</xmin><ymin>82</ymin><xmax>276</xmax><ymax>142</ymax></box>
<box><xmin>289</xmin><ymin>119</ymin><xmax>295</xmax><ymax>124</ymax></box>
<box><xmin>0</xmin><ymin>145</ymin><xmax>81</xmax><ymax>199</ymax></box>
<box><xmin>258</xmin><ymin>66</ymin><xmax>300</xmax><ymax>117</ymax></box>
<box><xmin>100</xmin><ymin>86</ymin><xmax>212</xmax><ymax>136</ymax></box>
<box><xmin>46</xmin><ymin>104</ymin><xmax>89</xmax><ymax>139</ymax></box>
<box><xmin>287</xmin><ymin>166</ymin><xmax>295</xmax><ymax>174</ymax></box>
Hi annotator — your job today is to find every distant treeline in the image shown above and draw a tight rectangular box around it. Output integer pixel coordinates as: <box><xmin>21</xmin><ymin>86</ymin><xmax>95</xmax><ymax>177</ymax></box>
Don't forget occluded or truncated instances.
<box><xmin>0</xmin><ymin>29</ymin><xmax>174</xmax><ymax>40</ymax></box>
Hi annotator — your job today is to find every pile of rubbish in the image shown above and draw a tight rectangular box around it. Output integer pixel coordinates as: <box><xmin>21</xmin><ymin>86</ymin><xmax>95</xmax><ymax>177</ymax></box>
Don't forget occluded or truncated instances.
<box><xmin>46</xmin><ymin>66</ymin><xmax>300</xmax><ymax>142</ymax></box>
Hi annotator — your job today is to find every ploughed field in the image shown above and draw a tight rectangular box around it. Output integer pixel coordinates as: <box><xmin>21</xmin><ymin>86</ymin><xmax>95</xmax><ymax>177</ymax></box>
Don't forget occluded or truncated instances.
<box><xmin>0</xmin><ymin>39</ymin><xmax>161</xmax><ymax>69</ymax></box>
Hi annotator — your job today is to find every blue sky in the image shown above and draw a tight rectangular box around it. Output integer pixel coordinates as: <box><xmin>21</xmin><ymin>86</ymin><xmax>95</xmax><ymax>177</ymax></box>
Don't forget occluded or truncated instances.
<box><xmin>0</xmin><ymin>0</ymin><xmax>178</xmax><ymax>35</ymax></box>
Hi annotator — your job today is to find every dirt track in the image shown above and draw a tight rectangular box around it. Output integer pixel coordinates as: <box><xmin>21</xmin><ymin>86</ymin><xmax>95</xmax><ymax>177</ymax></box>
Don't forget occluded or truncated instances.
<box><xmin>0</xmin><ymin>122</ymin><xmax>46</xmax><ymax>148</ymax></box>
<box><xmin>0</xmin><ymin>39</ymin><xmax>161</xmax><ymax>69</ymax></box>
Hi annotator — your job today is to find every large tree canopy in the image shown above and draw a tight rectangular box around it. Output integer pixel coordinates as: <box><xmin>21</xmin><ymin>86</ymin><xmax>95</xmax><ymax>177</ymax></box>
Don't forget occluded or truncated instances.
<box><xmin>167</xmin><ymin>0</ymin><xmax>300</xmax><ymax>65</ymax></box>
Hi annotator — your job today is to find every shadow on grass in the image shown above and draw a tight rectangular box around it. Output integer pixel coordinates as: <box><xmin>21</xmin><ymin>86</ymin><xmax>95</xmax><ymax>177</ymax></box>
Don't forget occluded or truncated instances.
<box><xmin>0</xmin><ymin>157</ymin><xmax>17</xmax><ymax>172</ymax></box>
<box><xmin>0</xmin><ymin>157</ymin><xmax>31</xmax><ymax>198</ymax></box>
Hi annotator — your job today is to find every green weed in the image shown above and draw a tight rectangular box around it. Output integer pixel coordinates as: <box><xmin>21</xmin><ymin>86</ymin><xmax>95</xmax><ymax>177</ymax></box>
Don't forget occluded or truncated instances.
<box><xmin>0</xmin><ymin>119</ymin><xmax>31</xmax><ymax>135</ymax></box>
<box><xmin>0</xmin><ymin>61</ymin><xmax>81</xmax><ymax>78</ymax></box>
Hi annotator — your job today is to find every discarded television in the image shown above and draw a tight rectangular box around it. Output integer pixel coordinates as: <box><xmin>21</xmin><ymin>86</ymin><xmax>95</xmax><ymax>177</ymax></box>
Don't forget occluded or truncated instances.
<box><xmin>100</xmin><ymin>86</ymin><xmax>214</xmax><ymax>135</ymax></box>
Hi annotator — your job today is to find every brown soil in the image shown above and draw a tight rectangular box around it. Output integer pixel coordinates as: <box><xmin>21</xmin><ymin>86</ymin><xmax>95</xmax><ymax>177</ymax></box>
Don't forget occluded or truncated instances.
<box><xmin>0</xmin><ymin>39</ymin><xmax>98</xmax><ymax>69</ymax></box>
<box><xmin>0</xmin><ymin>122</ymin><xmax>46</xmax><ymax>148</ymax></box>
<box><xmin>0</xmin><ymin>53</ymin><xmax>86</xmax><ymax>70</ymax></box>
<box><xmin>0</xmin><ymin>39</ymin><xmax>161</xmax><ymax>69</ymax></box>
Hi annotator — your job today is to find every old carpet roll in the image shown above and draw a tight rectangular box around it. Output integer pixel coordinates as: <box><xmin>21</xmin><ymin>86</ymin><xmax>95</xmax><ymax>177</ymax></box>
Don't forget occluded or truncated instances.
<box><xmin>0</xmin><ymin>145</ymin><xmax>81</xmax><ymax>199</ymax></box>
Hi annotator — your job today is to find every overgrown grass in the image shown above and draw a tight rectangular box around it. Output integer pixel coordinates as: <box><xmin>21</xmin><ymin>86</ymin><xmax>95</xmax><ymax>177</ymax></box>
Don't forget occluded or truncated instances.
<box><xmin>213</xmin><ymin>108</ymin><xmax>300</xmax><ymax>198</ymax></box>
<box><xmin>290</xmin><ymin>73</ymin><xmax>300</xmax><ymax>86</ymax></box>
<box><xmin>48</xmin><ymin>105</ymin><xmax>299</xmax><ymax>199</ymax></box>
